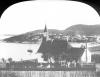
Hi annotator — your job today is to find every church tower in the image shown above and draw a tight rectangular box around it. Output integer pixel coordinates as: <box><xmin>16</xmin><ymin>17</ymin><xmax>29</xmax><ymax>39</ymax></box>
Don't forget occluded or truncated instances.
<box><xmin>43</xmin><ymin>25</ymin><xmax>49</xmax><ymax>41</ymax></box>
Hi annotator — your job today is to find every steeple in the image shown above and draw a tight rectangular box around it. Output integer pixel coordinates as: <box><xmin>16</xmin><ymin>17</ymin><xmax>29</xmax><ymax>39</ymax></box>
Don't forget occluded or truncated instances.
<box><xmin>43</xmin><ymin>24</ymin><xmax>49</xmax><ymax>41</ymax></box>
<box><xmin>44</xmin><ymin>24</ymin><xmax>47</xmax><ymax>32</ymax></box>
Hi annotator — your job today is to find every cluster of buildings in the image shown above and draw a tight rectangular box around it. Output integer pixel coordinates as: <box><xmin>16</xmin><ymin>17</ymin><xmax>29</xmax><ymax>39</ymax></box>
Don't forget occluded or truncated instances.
<box><xmin>32</xmin><ymin>30</ymin><xmax>100</xmax><ymax>44</ymax></box>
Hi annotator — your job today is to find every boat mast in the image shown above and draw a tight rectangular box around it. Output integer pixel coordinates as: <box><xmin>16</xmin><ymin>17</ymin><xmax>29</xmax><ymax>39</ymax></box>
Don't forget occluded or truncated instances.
<box><xmin>85</xmin><ymin>38</ymin><xmax>88</xmax><ymax>63</ymax></box>
<box><xmin>86</xmin><ymin>39</ymin><xmax>88</xmax><ymax>63</ymax></box>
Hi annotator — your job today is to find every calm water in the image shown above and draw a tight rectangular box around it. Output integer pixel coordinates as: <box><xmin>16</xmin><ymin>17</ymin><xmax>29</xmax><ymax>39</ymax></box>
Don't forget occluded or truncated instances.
<box><xmin>0</xmin><ymin>41</ymin><xmax>93</xmax><ymax>62</ymax></box>
<box><xmin>0</xmin><ymin>42</ymin><xmax>41</xmax><ymax>61</ymax></box>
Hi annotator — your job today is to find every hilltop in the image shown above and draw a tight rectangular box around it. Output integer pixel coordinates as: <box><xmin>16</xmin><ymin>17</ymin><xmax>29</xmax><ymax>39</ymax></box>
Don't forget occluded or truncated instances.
<box><xmin>63</xmin><ymin>24</ymin><xmax>100</xmax><ymax>36</ymax></box>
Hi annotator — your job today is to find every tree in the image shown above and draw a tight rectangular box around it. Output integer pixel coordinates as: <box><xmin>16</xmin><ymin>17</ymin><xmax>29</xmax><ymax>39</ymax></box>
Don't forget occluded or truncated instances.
<box><xmin>8</xmin><ymin>58</ymin><xmax>13</xmax><ymax>63</ymax></box>
<box><xmin>1</xmin><ymin>58</ymin><xmax>6</xmax><ymax>63</ymax></box>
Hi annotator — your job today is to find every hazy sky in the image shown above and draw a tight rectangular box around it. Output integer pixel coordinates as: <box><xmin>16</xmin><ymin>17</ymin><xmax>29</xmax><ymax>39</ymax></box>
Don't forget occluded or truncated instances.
<box><xmin>0</xmin><ymin>0</ymin><xmax>100</xmax><ymax>35</ymax></box>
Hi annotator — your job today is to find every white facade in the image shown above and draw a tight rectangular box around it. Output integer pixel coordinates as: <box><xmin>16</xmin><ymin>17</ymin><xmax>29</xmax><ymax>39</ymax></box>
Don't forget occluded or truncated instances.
<box><xmin>81</xmin><ymin>48</ymin><xmax>92</xmax><ymax>63</ymax></box>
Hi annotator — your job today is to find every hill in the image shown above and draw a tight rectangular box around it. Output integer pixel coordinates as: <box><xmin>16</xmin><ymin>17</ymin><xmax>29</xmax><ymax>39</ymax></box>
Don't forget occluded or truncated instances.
<box><xmin>2</xmin><ymin>24</ymin><xmax>100</xmax><ymax>43</ymax></box>
<box><xmin>3</xmin><ymin>29</ymin><xmax>62</xmax><ymax>43</ymax></box>
<box><xmin>63</xmin><ymin>24</ymin><xmax>100</xmax><ymax>36</ymax></box>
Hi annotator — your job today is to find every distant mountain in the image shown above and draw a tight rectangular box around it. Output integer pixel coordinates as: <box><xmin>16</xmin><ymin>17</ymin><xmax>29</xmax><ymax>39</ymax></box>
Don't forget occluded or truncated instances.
<box><xmin>2</xmin><ymin>24</ymin><xmax>100</xmax><ymax>43</ymax></box>
<box><xmin>63</xmin><ymin>24</ymin><xmax>100</xmax><ymax>36</ymax></box>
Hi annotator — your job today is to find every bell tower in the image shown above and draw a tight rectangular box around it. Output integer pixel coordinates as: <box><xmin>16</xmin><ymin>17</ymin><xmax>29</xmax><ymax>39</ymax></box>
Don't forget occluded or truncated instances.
<box><xmin>44</xmin><ymin>25</ymin><xmax>48</xmax><ymax>37</ymax></box>
<box><xmin>43</xmin><ymin>25</ymin><xmax>49</xmax><ymax>41</ymax></box>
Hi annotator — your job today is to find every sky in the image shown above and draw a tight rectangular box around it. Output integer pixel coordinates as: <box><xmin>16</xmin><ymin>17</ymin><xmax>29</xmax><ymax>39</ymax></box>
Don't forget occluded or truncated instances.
<box><xmin>0</xmin><ymin>0</ymin><xmax>100</xmax><ymax>35</ymax></box>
